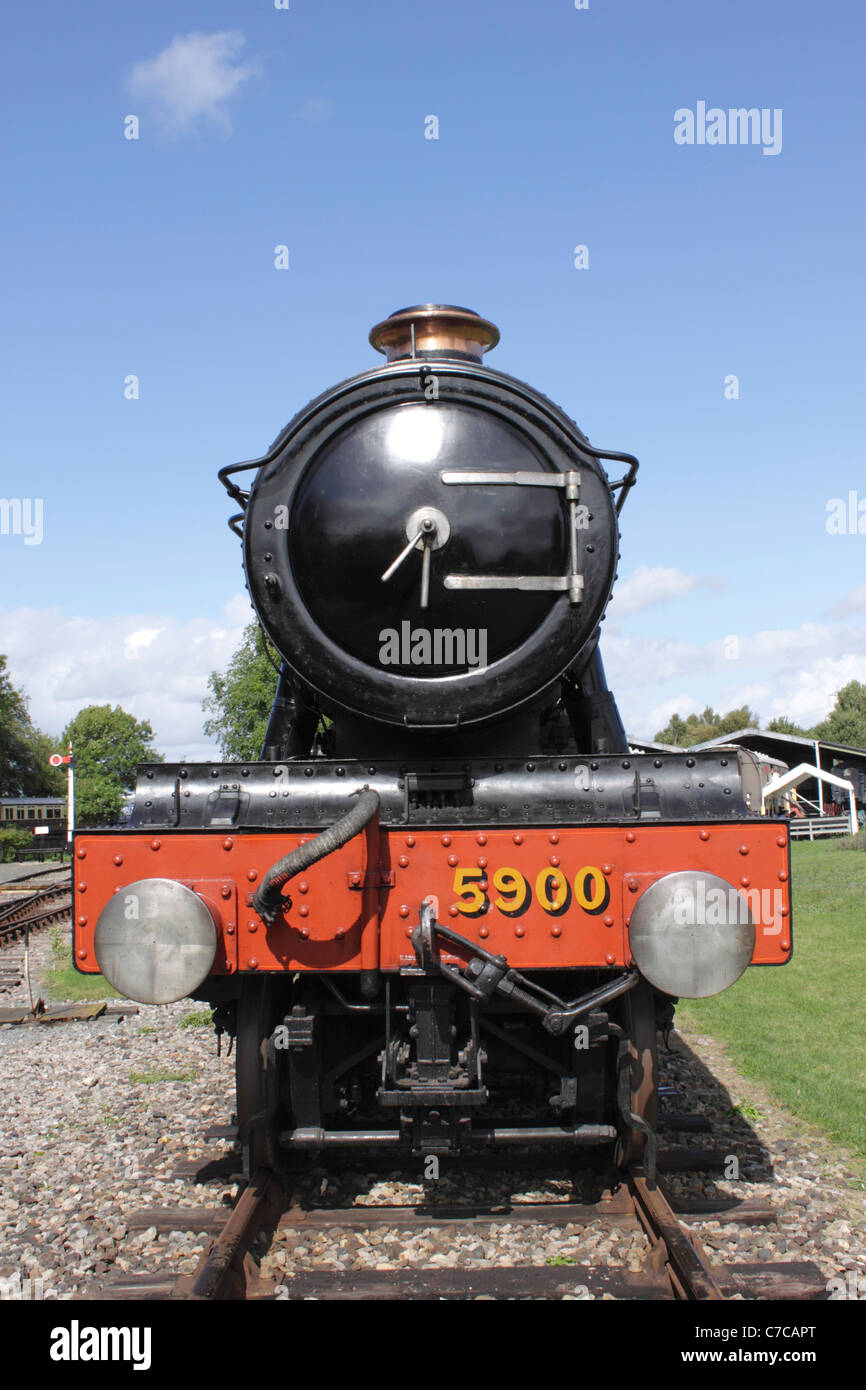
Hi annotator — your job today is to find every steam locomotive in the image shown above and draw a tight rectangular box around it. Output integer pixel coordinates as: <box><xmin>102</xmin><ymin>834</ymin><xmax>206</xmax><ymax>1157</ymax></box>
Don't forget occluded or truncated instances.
<box><xmin>73</xmin><ymin>306</ymin><xmax>792</xmax><ymax>1177</ymax></box>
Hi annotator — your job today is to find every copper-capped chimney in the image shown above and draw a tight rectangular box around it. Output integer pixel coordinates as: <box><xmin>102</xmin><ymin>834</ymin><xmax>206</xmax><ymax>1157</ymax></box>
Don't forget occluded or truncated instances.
<box><xmin>369</xmin><ymin>304</ymin><xmax>500</xmax><ymax>363</ymax></box>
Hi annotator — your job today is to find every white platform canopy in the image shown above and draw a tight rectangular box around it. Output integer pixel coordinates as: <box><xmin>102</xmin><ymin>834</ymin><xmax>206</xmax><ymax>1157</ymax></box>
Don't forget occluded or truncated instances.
<box><xmin>761</xmin><ymin>763</ymin><xmax>858</xmax><ymax>834</ymax></box>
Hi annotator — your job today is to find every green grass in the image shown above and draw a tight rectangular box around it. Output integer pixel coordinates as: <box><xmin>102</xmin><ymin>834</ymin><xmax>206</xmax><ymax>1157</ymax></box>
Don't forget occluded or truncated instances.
<box><xmin>44</xmin><ymin>926</ymin><xmax>118</xmax><ymax>1002</ymax></box>
<box><xmin>679</xmin><ymin>841</ymin><xmax>866</xmax><ymax>1173</ymax></box>
<box><xmin>128</xmin><ymin>1068</ymin><xmax>198</xmax><ymax>1085</ymax></box>
<box><xmin>178</xmin><ymin>1008</ymin><xmax>213</xmax><ymax>1028</ymax></box>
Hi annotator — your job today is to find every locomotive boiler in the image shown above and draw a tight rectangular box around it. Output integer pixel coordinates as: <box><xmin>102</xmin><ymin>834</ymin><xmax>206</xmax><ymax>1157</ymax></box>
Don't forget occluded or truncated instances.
<box><xmin>74</xmin><ymin>306</ymin><xmax>792</xmax><ymax>1177</ymax></box>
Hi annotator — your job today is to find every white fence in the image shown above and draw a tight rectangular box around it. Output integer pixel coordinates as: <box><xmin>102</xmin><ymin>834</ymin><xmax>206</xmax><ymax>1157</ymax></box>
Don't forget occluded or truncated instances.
<box><xmin>788</xmin><ymin>816</ymin><xmax>854</xmax><ymax>840</ymax></box>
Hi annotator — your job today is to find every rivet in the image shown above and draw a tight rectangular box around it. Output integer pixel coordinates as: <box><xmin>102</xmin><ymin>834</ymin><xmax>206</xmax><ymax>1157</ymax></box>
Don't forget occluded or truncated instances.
<box><xmin>627</xmin><ymin>879</ymin><xmax>639</xmax><ymax>892</ymax></box>
<box><xmin>76</xmin><ymin>848</ymin><xmax>86</xmax><ymax>859</ymax></box>
<box><xmin>739</xmin><ymin>844</ymin><xmax>749</xmax><ymax>856</ymax></box>
<box><xmin>399</xmin><ymin>855</ymin><xmax>409</xmax><ymax>868</ymax></box>
<box><xmin>449</xmin><ymin>905</ymin><xmax>458</xmax><ymax>917</ymax></box>
<box><xmin>479</xmin><ymin>925</ymin><xmax>489</xmax><ymax>938</ymax></box>
<box><xmin>247</xmin><ymin>869</ymin><xmax>258</xmax><ymax>882</ymax></box>
<box><xmin>605</xmin><ymin>953</ymin><xmax>616</xmax><ymax>965</ymax></box>
<box><xmin>441</xmin><ymin>835</ymin><xmax>452</xmax><ymax>847</ymax></box>
<box><xmin>336</xmin><ymin>928</ymin><xmax>346</xmax><ymax>939</ymax></box>
<box><xmin>602</xmin><ymin>863</ymin><xmax>612</xmax><ymax>876</ymax></box>
<box><xmin>77</xmin><ymin>882</ymin><xmax>86</xmax><ymax>893</ymax></box>
<box><xmin>350</xmin><ymin>873</ymin><xmax>361</xmax><ymax>886</ymax></box>
<box><xmin>150</xmin><ymin>839</ymin><xmax>161</xmax><ymax>851</ymax></box>
<box><xmin>781</xmin><ymin>939</ymin><xmax>790</xmax><ymax>950</ymax></box>
<box><xmin>299</xmin><ymin>905</ymin><xmax>310</xmax><ymax>917</ymax></box>
<box><xmin>405</xmin><ymin>835</ymin><xmax>416</xmax><ymax>848</ymax></box>
<box><xmin>479</xmin><ymin>880</ymin><xmax>489</xmax><ymax>893</ymax></box>
<box><xmin>304</xmin><ymin>767</ymin><xmax>314</xmax><ymax>777</ymax></box>
<box><xmin>477</xmin><ymin>856</ymin><xmax>488</xmax><ymax>868</ymax></box>
<box><xmin>780</xmin><ymin>906</ymin><xmax>789</xmax><ymax>916</ymax></box>
<box><xmin>226</xmin><ymin>925</ymin><xmax>235</xmax><ymax>935</ymax></box>
<box><xmin>549</xmin><ymin>855</ymin><xmax>560</xmax><ymax>867</ymax></box>
<box><xmin>221</xmin><ymin>886</ymin><xmax>231</xmax><ymax>899</ymax></box>
<box><xmin>626</xmin><ymin>832</ymin><xmax>636</xmax><ymax>844</ymax></box>
<box><xmin>298</xmin><ymin>881</ymin><xmax>309</xmax><ymax>894</ymax></box>
<box><xmin>225</xmin><ymin>960</ymin><xmax>232</xmax><ymax>971</ymax></box>
<box><xmin>336</xmin><ymin>766</ymin><xmax>345</xmax><ymax>777</ymax></box>
<box><xmin>740</xmin><ymin>877</ymin><xmax>751</xmax><ymax>888</ymax></box>
<box><xmin>77</xmin><ymin>949</ymin><xmax>87</xmax><ymax>960</ymax></box>
<box><xmin>113</xmin><ymin>855</ymin><xmax>123</xmax><ymax>866</ymax></box>
<box><xmin>625</xmin><ymin>917</ymin><xmax>630</xmax><ymax>928</ymax></box>
<box><xmin>512</xmin><ymin>833</ymin><xmax>523</xmax><ymax>845</ymax></box>
<box><xmin>514</xmin><ymin>925</ymin><xmax>525</xmax><ymax>937</ymax></box>
<box><xmin>776</xmin><ymin>836</ymin><xmax>786</xmax><ymax>847</ymax></box>
<box><xmin>399</xmin><ymin>905</ymin><xmax>410</xmax><ymax>918</ymax></box>
<box><xmin>476</xmin><ymin>833</ymin><xmax>487</xmax><ymax>845</ymax></box>
<box><xmin>699</xmin><ymin>830</ymin><xmax>710</xmax><ymax>842</ymax></box>
<box><xmin>603</xmin><ymin>915</ymin><xmax>614</xmax><ymax>928</ymax></box>
<box><xmin>549</xmin><ymin>833</ymin><xmax>560</xmax><ymax>844</ymax></box>
<box><xmin>448</xmin><ymin>854</ymin><xmax>458</xmax><ymax>867</ymax></box>
<box><xmin>778</xmin><ymin>870</ymin><xmax>788</xmax><ymax>881</ymax></box>
<box><xmin>406</xmin><ymin>928</ymin><xmax>413</xmax><ymax>938</ymax></box>
<box><xmin>78</xmin><ymin>915</ymin><xmax>87</xmax><ymax>926</ymax></box>
<box><xmin>248</xmin><ymin>958</ymin><xmax>259</xmax><ymax>970</ymax></box>
<box><xmin>551</xmin><ymin>925</ymin><xmax>562</xmax><ymax>938</ymax></box>
<box><xmin>223</xmin><ymin>837</ymin><xmax>233</xmax><ymax>850</ymax></box>
<box><xmin>300</xmin><ymin>927</ymin><xmax>310</xmax><ymax>939</ymax></box>
<box><xmin>248</xmin><ymin>921</ymin><xmax>258</xmax><ymax>934</ymax></box>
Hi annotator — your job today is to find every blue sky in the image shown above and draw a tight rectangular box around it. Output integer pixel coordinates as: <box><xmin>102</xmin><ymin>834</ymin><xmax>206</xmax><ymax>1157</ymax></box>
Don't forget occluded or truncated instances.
<box><xmin>1</xmin><ymin>0</ymin><xmax>864</xmax><ymax>757</ymax></box>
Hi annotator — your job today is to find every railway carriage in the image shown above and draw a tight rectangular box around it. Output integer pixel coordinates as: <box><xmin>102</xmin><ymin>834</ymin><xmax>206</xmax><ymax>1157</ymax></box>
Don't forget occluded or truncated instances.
<box><xmin>72</xmin><ymin>306</ymin><xmax>792</xmax><ymax>1177</ymax></box>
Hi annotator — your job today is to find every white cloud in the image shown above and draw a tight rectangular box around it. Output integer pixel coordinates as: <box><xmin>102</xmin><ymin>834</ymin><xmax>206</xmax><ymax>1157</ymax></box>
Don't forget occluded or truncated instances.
<box><xmin>124</xmin><ymin>627</ymin><xmax>162</xmax><ymax>660</ymax></box>
<box><xmin>1</xmin><ymin>595</ymin><xmax>254</xmax><ymax>761</ymax></box>
<box><xmin>608</xmin><ymin>618</ymin><xmax>866</xmax><ymax>738</ymax></box>
<box><xmin>608</xmin><ymin>565</ymin><xmax>719</xmax><ymax>618</ymax></box>
<box><xmin>828</xmin><ymin>579</ymin><xmax>866</xmax><ymax>619</ymax></box>
<box><xmin>129</xmin><ymin>32</ymin><xmax>257</xmax><ymax>136</ymax></box>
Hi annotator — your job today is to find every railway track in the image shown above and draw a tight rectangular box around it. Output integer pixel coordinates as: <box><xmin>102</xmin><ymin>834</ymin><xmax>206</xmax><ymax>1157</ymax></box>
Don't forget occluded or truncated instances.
<box><xmin>0</xmin><ymin>873</ymin><xmax>73</xmax><ymax>951</ymax></box>
<box><xmin>107</xmin><ymin>1144</ymin><xmax>828</xmax><ymax>1302</ymax></box>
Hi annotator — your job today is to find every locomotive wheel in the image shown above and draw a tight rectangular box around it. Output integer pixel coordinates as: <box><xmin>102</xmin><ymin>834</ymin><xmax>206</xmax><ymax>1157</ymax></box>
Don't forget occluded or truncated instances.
<box><xmin>235</xmin><ymin>976</ymin><xmax>290</xmax><ymax>1176</ymax></box>
<box><xmin>615</xmin><ymin>976</ymin><xmax>659</xmax><ymax>1170</ymax></box>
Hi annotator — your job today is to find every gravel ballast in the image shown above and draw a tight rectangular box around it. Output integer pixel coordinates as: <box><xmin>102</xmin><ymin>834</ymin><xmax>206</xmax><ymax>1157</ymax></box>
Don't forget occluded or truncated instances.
<box><xmin>1</xmin><ymin>924</ymin><xmax>863</xmax><ymax>1300</ymax></box>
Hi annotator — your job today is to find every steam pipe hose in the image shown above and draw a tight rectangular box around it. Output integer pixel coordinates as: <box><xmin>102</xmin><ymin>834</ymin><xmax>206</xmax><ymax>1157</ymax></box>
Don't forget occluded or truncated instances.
<box><xmin>252</xmin><ymin>787</ymin><xmax>381</xmax><ymax>925</ymax></box>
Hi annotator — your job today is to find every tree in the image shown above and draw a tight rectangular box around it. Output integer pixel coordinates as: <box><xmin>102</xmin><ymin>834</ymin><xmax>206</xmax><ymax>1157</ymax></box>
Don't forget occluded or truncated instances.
<box><xmin>0</xmin><ymin>827</ymin><xmax>32</xmax><ymax>863</ymax></box>
<box><xmin>811</xmin><ymin>681</ymin><xmax>866</xmax><ymax>749</ymax></box>
<box><xmin>766</xmin><ymin>716</ymin><xmax>810</xmax><ymax>736</ymax></box>
<box><xmin>0</xmin><ymin>655</ymin><xmax>64</xmax><ymax>796</ymax></box>
<box><xmin>60</xmin><ymin>705</ymin><xmax>163</xmax><ymax>827</ymax></box>
<box><xmin>202</xmin><ymin>623</ymin><xmax>279</xmax><ymax>761</ymax></box>
<box><xmin>654</xmin><ymin>705</ymin><xmax>760</xmax><ymax>747</ymax></box>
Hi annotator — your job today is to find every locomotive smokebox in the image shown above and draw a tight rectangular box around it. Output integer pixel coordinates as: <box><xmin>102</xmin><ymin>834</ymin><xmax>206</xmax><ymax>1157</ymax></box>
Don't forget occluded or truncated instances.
<box><xmin>369</xmin><ymin>304</ymin><xmax>500</xmax><ymax>363</ymax></box>
<box><xmin>242</xmin><ymin>306</ymin><xmax>628</xmax><ymax>732</ymax></box>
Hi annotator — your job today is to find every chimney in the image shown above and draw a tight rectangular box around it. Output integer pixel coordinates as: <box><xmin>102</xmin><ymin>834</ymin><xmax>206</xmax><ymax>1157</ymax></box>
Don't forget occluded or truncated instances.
<box><xmin>369</xmin><ymin>304</ymin><xmax>499</xmax><ymax>364</ymax></box>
